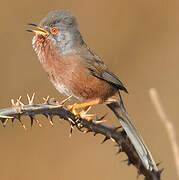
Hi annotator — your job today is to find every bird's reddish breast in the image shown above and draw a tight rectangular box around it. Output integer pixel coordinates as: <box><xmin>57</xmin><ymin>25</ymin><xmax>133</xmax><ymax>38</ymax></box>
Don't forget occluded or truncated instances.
<box><xmin>32</xmin><ymin>34</ymin><xmax>117</xmax><ymax>102</ymax></box>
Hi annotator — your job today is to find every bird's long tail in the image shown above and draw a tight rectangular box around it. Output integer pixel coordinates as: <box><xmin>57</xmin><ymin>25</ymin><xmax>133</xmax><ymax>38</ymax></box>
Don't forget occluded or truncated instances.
<box><xmin>106</xmin><ymin>91</ymin><xmax>157</xmax><ymax>171</ymax></box>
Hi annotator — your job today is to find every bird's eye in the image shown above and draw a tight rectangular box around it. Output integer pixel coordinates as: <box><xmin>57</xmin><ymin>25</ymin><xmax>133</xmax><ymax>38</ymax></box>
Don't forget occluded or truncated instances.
<box><xmin>50</xmin><ymin>27</ymin><xmax>59</xmax><ymax>34</ymax></box>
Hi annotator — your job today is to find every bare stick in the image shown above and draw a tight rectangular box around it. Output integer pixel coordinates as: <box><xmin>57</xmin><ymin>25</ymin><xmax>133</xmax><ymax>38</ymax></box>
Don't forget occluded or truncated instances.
<box><xmin>149</xmin><ymin>88</ymin><xmax>179</xmax><ymax>178</ymax></box>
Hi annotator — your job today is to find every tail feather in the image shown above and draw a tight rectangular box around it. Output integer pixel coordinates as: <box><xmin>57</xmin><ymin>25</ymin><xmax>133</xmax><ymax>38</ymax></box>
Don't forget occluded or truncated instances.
<box><xmin>107</xmin><ymin>91</ymin><xmax>158</xmax><ymax>171</ymax></box>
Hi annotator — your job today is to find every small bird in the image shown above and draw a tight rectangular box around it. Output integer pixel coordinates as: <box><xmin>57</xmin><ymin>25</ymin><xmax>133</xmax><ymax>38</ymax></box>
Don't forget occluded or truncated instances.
<box><xmin>27</xmin><ymin>10</ymin><xmax>157</xmax><ymax>171</ymax></box>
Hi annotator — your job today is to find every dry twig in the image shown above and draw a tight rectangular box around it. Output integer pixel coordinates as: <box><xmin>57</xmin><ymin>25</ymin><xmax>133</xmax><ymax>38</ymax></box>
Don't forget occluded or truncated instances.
<box><xmin>150</xmin><ymin>88</ymin><xmax>179</xmax><ymax>179</ymax></box>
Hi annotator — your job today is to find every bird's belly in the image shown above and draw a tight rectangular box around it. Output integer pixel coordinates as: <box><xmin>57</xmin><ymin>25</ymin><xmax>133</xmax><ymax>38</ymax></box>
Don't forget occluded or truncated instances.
<box><xmin>55</xmin><ymin>84</ymin><xmax>71</xmax><ymax>97</ymax></box>
<box><xmin>49</xmin><ymin>68</ymin><xmax>117</xmax><ymax>102</ymax></box>
<box><xmin>61</xmin><ymin>71</ymin><xmax>117</xmax><ymax>102</ymax></box>
<box><xmin>39</xmin><ymin>50</ymin><xmax>117</xmax><ymax>102</ymax></box>
<box><xmin>75</xmin><ymin>76</ymin><xmax>117</xmax><ymax>102</ymax></box>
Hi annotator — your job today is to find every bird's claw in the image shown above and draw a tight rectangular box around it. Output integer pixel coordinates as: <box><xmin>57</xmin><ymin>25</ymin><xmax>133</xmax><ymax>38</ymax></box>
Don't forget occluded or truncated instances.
<box><xmin>67</xmin><ymin>104</ymin><xmax>95</xmax><ymax>121</ymax></box>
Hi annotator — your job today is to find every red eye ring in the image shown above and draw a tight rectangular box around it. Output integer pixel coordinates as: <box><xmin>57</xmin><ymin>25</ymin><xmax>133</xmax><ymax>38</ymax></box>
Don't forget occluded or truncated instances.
<box><xmin>50</xmin><ymin>27</ymin><xmax>59</xmax><ymax>34</ymax></box>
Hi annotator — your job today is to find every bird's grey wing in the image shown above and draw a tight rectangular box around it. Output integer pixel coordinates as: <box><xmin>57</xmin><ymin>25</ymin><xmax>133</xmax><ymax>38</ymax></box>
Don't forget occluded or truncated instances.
<box><xmin>80</xmin><ymin>48</ymin><xmax>128</xmax><ymax>93</ymax></box>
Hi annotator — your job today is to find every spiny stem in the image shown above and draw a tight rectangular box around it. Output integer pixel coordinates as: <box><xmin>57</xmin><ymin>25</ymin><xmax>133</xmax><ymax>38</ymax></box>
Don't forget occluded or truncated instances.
<box><xmin>0</xmin><ymin>95</ymin><xmax>161</xmax><ymax>180</ymax></box>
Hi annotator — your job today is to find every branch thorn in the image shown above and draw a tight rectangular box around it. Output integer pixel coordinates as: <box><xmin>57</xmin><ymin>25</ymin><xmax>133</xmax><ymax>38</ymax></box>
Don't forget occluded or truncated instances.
<box><xmin>101</xmin><ymin>136</ymin><xmax>110</xmax><ymax>144</ymax></box>
<box><xmin>110</xmin><ymin>137</ymin><xmax>116</xmax><ymax>143</ymax></box>
<box><xmin>43</xmin><ymin>95</ymin><xmax>50</xmax><ymax>104</ymax></box>
<box><xmin>156</xmin><ymin>161</ymin><xmax>162</xmax><ymax>167</ymax></box>
<box><xmin>116</xmin><ymin>147</ymin><xmax>122</xmax><ymax>154</ymax></box>
<box><xmin>69</xmin><ymin>123</ymin><xmax>74</xmax><ymax>138</ymax></box>
<box><xmin>93</xmin><ymin>119</ymin><xmax>106</xmax><ymax>124</ymax></box>
<box><xmin>30</xmin><ymin>115</ymin><xmax>42</xmax><ymax>127</ymax></box>
<box><xmin>27</xmin><ymin>93</ymin><xmax>35</xmax><ymax>105</ymax></box>
<box><xmin>60</xmin><ymin>95</ymin><xmax>72</xmax><ymax>105</ymax></box>
<box><xmin>17</xmin><ymin>117</ymin><xmax>26</xmax><ymax>130</ymax></box>
<box><xmin>158</xmin><ymin>168</ymin><xmax>164</xmax><ymax>175</ymax></box>
<box><xmin>2</xmin><ymin>118</ymin><xmax>8</xmax><ymax>127</ymax></box>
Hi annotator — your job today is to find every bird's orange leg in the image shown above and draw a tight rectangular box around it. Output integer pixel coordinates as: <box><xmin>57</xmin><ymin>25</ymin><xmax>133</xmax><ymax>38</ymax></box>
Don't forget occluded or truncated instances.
<box><xmin>67</xmin><ymin>100</ymin><xmax>101</xmax><ymax>120</ymax></box>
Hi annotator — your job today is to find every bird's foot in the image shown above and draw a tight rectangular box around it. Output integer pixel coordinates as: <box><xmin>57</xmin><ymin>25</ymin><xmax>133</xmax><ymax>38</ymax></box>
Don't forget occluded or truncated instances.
<box><xmin>79</xmin><ymin>106</ymin><xmax>95</xmax><ymax>121</ymax></box>
<box><xmin>67</xmin><ymin>104</ymin><xmax>95</xmax><ymax>121</ymax></box>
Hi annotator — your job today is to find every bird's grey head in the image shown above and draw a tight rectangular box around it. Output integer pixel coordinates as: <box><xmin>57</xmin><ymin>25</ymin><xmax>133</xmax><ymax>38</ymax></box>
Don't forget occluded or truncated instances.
<box><xmin>31</xmin><ymin>10</ymin><xmax>84</xmax><ymax>54</ymax></box>
<box><xmin>40</xmin><ymin>10</ymin><xmax>78</xmax><ymax>33</ymax></box>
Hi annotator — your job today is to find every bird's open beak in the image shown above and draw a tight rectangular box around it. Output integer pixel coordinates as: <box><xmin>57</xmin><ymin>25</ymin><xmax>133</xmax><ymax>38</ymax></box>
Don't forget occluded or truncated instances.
<box><xmin>26</xmin><ymin>23</ymin><xmax>49</xmax><ymax>36</ymax></box>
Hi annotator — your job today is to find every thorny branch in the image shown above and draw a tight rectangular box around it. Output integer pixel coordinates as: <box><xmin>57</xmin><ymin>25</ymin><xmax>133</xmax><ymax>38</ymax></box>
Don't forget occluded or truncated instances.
<box><xmin>0</xmin><ymin>94</ymin><xmax>162</xmax><ymax>180</ymax></box>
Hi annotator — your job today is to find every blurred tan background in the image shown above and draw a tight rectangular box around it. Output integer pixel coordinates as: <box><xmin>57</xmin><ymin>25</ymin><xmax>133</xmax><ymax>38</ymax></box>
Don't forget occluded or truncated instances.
<box><xmin>0</xmin><ymin>0</ymin><xmax>178</xmax><ymax>179</ymax></box>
